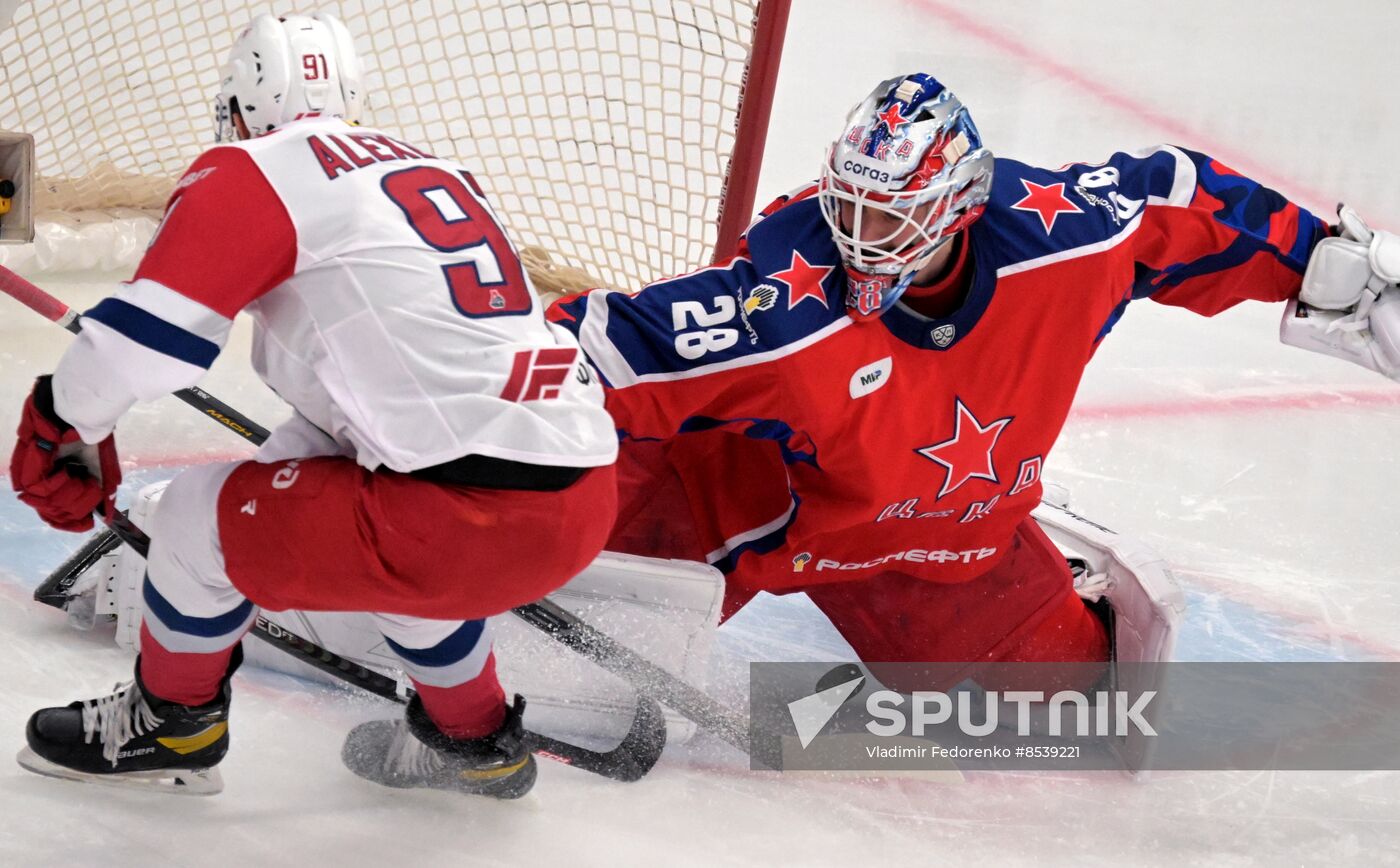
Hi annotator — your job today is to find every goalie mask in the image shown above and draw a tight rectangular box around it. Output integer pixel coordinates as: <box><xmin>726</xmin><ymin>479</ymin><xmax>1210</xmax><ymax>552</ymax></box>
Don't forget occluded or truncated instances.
<box><xmin>214</xmin><ymin>13</ymin><xmax>364</xmax><ymax>142</ymax></box>
<box><xmin>818</xmin><ymin>73</ymin><xmax>994</xmax><ymax>319</ymax></box>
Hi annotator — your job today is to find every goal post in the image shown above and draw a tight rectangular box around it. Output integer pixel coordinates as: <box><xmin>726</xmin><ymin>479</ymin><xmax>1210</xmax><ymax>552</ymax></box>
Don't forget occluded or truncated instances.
<box><xmin>713</xmin><ymin>0</ymin><xmax>791</xmax><ymax>265</ymax></box>
<box><xmin>0</xmin><ymin>0</ymin><xmax>792</xmax><ymax>292</ymax></box>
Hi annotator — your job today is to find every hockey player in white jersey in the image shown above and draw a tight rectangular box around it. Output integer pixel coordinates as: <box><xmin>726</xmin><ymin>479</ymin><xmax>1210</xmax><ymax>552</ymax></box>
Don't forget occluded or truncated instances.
<box><xmin>7</xmin><ymin>13</ymin><xmax>618</xmax><ymax>798</ymax></box>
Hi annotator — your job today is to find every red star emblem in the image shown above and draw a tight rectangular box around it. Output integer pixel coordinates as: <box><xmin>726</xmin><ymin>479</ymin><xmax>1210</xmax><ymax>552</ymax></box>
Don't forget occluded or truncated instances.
<box><xmin>876</xmin><ymin>102</ymin><xmax>912</xmax><ymax>134</ymax></box>
<box><xmin>772</xmin><ymin>250</ymin><xmax>834</xmax><ymax>310</ymax></box>
<box><xmin>915</xmin><ymin>399</ymin><xmax>1012</xmax><ymax>500</ymax></box>
<box><xmin>1010</xmin><ymin>179</ymin><xmax>1083</xmax><ymax>233</ymax></box>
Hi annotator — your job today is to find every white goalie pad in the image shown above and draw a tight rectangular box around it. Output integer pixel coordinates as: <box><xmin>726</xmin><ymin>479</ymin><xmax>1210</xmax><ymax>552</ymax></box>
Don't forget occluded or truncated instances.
<box><xmin>101</xmin><ymin>480</ymin><xmax>725</xmax><ymax>744</ymax></box>
<box><xmin>1033</xmin><ymin>496</ymin><xmax>1185</xmax><ymax>669</ymax></box>
<box><xmin>1031</xmin><ymin>491</ymin><xmax>1187</xmax><ymax>778</ymax></box>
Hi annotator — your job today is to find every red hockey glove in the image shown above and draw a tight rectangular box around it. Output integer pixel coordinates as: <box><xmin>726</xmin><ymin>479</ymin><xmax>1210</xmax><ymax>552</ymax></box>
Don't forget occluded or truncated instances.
<box><xmin>9</xmin><ymin>375</ymin><xmax>122</xmax><ymax>532</ymax></box>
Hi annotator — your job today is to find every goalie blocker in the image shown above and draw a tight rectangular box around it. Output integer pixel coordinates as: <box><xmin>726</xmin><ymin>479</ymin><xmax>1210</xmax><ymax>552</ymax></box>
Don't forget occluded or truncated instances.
<box><xmin>65</xmin><ymin>479</ymin><xmax>1180</xmax><ymax>764</ymax></box>
<box><xmin>1281</xmin><ymin>205</ymin><xmax>1400</xmax><ymax>380</ymax></box>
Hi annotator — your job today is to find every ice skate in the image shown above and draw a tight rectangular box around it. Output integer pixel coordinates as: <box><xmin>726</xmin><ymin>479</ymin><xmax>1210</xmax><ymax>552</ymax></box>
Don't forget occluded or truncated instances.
<box><xmin>17</xmin><ymin>648</ymin><xmax>240</xmax><ymax>796</ymax></box>
<box><xmin>342</xmin><ymin>693</ymin><xmax>537</xmax><ymax>800</ymax></box>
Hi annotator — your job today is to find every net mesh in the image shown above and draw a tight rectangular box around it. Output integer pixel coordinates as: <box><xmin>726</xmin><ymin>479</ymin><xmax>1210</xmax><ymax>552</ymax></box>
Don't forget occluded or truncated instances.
<box><xmin>1</xmin><ymin>0</ymin><xmax>764</xmax><ymax>289</ymax></box>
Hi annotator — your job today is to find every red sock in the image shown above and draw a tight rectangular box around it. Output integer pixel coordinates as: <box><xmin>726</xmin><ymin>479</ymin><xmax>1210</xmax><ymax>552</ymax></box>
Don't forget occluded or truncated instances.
<box><xmin>413</xmin><ymin>652</ymin><xmax>508</xmax><ymax>739</ymax></box>
<box><xmin>138</xmin><ymin>623</ymin><xmax>236</xmax><ymax>707</ymax></box>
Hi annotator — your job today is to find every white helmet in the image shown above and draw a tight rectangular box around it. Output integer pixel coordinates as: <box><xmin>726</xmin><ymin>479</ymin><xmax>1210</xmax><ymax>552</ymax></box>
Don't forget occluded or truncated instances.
<box><xmin>214</xmin><ymin>13</ymin><xmax>364</xmax><ymax>142</ymax></box>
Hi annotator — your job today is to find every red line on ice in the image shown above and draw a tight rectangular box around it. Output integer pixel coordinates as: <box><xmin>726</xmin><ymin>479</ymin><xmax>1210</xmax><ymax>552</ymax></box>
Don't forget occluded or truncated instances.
<box><xmin>1067</xmin><ymin>387</ymin><xmax>1400</xmax><ymax>422</ymax></box>
<box><xmin>908</xmin><ymin>0</ymin><xmax>1342</xmax><ymax>215</ymax></box>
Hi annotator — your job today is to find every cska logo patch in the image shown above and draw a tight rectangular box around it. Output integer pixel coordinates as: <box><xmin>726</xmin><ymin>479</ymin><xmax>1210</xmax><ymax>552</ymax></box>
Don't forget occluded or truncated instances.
<box><xmin>914</xmin><ymin>398</ymin><xmax>1013</xmax><ymax>499</ymax></box>
<box><xmin>1010</xmin><ymin>179</ymin><xmax>1084</xmax><ymax>233</ymax></box>
<box><xmin>876</xmin><ymin>102</ymin><xmax>912</xmax><ymax>135</ymax></box>
<box><xmin>773</xmin><ymin>250</ymin><xmax>834</xmax><ymax>310</ymax></box>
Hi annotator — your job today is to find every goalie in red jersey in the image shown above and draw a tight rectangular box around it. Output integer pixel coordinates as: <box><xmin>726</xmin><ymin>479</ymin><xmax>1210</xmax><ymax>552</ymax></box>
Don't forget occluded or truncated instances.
<box><xmin>550</xmin><ymin>72</ymin><xmax>1400</xmax><ymax>687</ymax></box>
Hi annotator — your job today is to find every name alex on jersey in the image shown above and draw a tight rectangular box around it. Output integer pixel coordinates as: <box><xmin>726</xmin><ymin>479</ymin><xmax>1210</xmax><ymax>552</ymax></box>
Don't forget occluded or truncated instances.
<box><xmin>305</xmin><ymin>130</ymin><xmax>438</xmax><ymax>180</ymax></box>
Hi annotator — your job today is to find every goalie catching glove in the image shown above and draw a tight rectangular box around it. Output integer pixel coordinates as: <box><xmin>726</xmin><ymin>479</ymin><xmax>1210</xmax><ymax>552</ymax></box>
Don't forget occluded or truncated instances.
<box><xmin>1281</xmin><ymin>205</ymin><xmax>1400</xmax><ymax>380</ymax></box>
<box><xmin>9</xmin><ymin>375</ymin><xmax>121</xmax><ymax>532</ymax></box>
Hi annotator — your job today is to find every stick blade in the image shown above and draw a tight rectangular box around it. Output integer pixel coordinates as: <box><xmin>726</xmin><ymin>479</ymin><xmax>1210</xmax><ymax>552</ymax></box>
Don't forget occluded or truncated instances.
<box><xmin>527</xmin><ymin>693</ymin><xmax>668</xmax><ymax>783</ymax></box>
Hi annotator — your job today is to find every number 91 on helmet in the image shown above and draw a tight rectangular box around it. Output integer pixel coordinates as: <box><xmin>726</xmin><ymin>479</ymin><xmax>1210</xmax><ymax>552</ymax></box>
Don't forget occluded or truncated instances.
<box><xmin>818</xmin><ymin>73</ymin><xmax>995</xmax><ymax>319</ymax></box>
<box><xmin>214</xmin><ymin>13</ymin><xmax>364</xmax><ymax>143</ymax></box>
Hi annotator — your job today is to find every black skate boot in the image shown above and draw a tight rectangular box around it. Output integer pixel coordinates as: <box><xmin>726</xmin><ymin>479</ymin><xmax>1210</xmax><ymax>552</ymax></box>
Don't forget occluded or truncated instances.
<box><xmin>17</xmin><ymin>646</ymin><xmax>241</xmax><ymax>796</ymax></box>
<box><xmin>342</xmin><ymin>693</ymin><xmax>537</xmax><ymax>800</ymax></box>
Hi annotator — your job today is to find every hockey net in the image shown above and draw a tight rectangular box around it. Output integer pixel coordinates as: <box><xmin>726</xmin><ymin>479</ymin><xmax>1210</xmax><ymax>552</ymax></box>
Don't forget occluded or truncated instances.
<box><xmin>0</xmin><ymin>0</ymin><xmax>789</xmax><ymax>293</ymax></box>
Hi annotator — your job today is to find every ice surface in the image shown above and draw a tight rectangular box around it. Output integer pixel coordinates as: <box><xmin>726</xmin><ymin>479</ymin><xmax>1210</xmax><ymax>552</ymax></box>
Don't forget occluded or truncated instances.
<box><xmin>2</xmin><ymin>0</ymin><xmax>1398</xmax><ymax>864</ymax></box>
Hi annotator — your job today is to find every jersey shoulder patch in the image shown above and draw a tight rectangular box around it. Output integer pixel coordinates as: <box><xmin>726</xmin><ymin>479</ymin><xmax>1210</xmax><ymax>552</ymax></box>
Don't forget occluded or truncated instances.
<box><xmin>558</xmin><ymin>197</ymin><xmax>850</xmax><ymax>387</ymax></box>
<box><xmin>980</xmin><ymin>148</ymin><xmax>1193</xmax><ymax>272</ymax></box>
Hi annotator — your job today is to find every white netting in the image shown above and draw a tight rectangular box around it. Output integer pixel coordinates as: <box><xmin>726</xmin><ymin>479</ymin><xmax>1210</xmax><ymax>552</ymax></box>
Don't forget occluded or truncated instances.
<box><xmin>0</xmin><ymin>0</ymin><xmax>769</xmax><ymax>288</ymax></box>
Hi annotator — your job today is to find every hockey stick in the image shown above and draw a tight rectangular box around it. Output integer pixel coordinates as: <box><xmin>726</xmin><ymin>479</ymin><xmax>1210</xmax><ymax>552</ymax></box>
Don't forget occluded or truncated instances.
<box><xmin>97</xmin><ymin>514</ymin><xmax>667</xmax><ymax>783</ymax></box>
<box><xmin>39</xmin><ymin>528</ymin><xmax>750</xmax><ymax>754</ymax></box>
<box><xmin>0</xmin><ymin>266</ymin><xmax>270</xmax><ymax>445</ymax></box>
<box><xmin>8</xmin><ymin>268</ymin><xmax>747</xmax><ymax>759</ymax></box>
<box><xmin>245</xmin><ymin>613</ymin><xmax>666</xmax><ymax>781</ymax></box>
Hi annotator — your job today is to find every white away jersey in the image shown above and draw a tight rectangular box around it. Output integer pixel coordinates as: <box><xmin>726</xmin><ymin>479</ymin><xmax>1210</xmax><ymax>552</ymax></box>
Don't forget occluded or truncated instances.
<box><xmin>52</xmin><ymin>118</ymin><xmax>617</xmax><ymax>472</ymax></box>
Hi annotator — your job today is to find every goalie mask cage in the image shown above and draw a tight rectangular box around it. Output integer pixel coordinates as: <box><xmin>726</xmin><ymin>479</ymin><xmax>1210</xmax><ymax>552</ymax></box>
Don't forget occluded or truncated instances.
<box><xmin>0</xmin><ymin>0</ymin><xmax>790</xmax><ymax>291</ymax></box>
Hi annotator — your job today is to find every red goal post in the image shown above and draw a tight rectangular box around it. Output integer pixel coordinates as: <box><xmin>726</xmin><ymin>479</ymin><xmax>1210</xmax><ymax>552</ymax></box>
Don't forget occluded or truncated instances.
<box><xmin>0</xmin><ymin>0</ymin><xmax>791</xmax><ymax>293</ymax></box>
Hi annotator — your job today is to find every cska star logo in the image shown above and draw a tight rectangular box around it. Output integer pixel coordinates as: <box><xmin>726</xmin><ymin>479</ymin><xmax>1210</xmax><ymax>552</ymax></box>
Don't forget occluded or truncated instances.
<box><xmin>1010</xmin><ymin>179</ymin><xmax>1084</xmax><ymax>233</ymax></box>
<box><xmin>876</xmin><ymin>102</ymin><xmax>912</xmax><ymax>135</ymax></box>
<box><xmin>772</xmin><ymin>250</ymin><xmax>834</xmax><ymax>310</ymax></box>
<box><xmin>915</xmin><ymin>398</ymin><xmax>1013</xmax><ymax>499</ymax></box>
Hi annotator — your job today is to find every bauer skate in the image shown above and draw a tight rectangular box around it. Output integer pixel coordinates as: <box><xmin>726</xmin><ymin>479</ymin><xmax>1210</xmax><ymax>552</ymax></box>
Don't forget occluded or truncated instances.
<box><xmin>342</xmin><ymin>693</ymin><xmax>537</xmax><ymax>799</ymax></box>
<box><xmin>16</xmin><ymin>646</ymin><xmax>241</xmax><ymax>796</ymax></box>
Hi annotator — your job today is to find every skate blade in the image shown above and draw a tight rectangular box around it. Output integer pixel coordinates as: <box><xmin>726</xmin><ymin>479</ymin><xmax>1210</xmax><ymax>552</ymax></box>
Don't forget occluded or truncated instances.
<box><xmin>16</xmin><ymin>747</ymin><xmax>224</xmax><ymax>796</ymax></box>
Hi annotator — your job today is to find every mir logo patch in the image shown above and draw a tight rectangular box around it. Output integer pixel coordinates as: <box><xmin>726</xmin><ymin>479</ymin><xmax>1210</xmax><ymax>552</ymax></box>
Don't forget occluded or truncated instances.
<box><xmin>849</xmin><ymin>357</ymin><xmax>893</xmax><ymax>398</ymax></box>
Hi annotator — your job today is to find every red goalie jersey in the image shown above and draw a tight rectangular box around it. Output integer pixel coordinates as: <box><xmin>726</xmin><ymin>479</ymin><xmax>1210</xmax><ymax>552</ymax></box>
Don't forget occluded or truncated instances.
<box><xmin>550</xmin><ymin>145</ymin><xmax>1329</xmax><ymax>613</ymax></box>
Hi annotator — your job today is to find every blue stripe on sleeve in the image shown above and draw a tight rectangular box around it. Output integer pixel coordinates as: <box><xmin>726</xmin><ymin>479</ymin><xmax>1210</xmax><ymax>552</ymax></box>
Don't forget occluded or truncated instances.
<box><xmin>84</xmin><ymin>298</ymin><xmax>220</xmax><ymax>369</ymax></box>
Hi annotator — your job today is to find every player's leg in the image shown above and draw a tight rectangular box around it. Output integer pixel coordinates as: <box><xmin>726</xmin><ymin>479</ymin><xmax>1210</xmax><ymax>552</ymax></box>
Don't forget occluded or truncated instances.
<box><xmin>341</xmin><ymin>614</ymin><xmax>536</xmax><ymax>799</ymax></box>
<box><xmin>213</xmin><ymin>456</ymin><xmax>616</xmax><ymax>798</ymax></box>
<box><xmin>19</xmin><ymin>462</ymin><xmax>250</xmax><ymax>794</ymax></box>
<box><xmin>803</xmin><ymin>517</ymin><xmax>1109</xmax><ymax>692</ymax></box>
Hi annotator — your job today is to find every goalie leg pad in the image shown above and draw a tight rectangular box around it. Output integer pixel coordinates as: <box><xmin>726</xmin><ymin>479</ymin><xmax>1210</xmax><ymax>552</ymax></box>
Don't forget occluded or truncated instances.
<box><xmin>1030</xmin><ymin>498</ymin><xmax>1186</xmax><ymax>778</ymax></box>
